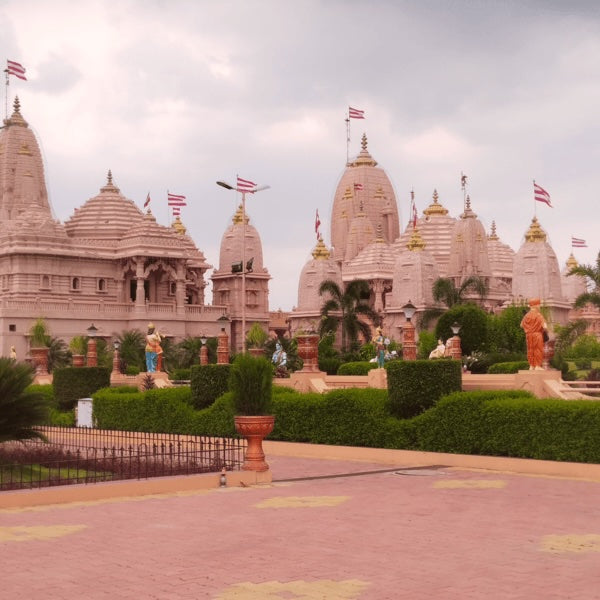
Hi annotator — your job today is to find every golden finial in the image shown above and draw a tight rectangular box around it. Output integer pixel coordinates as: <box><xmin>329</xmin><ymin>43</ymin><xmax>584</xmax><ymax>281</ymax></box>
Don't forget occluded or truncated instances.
<box><xmin>406</xmin><ymin>228</ymin><xmax>426</xmax><ymax>251</ymax></box>
<box><xmin>524</xmin><ymin>216</ymin><xmax>547</xmax><ymax>242</ymax></box>
<box><xmin>488</xmin><ymin>220</ymin><xmax>499</xmax><ymax>240</ymax></box>
<box><xmin>232</xmin><ymin>204</ymin><xmax>249</xmax><ymax>225</ymax></box>
<box><xmin>566</xmin><ymin>253</ymin><xmax>578</xmax><ymax>269</ymax></box>
<box><xmin>361</xmin><ymin>133</ymin><xmax>368</xmax><ymax>151</ymax></box>
<box><xmin>101</xmin><ymin>169</ymin><xmax>119</xmax><ymax>193</ymax></box>
<box><xmin>172</xmin><ymin>216</ymin><xmax>186</xmax><ymax>234</ymax></box>
<box><xmin>423</xmin><ymin>189</ymin><xmax>449</xmax><ymax>216</ymax></box>
<box><xmin>312</xmin><ymin>236</ymin><xmax>331</xmax><ymax>259</ymax></box>
<box><xmin>13</xmin><ymin>96</ymin><xmax>21</xmax><ymax>114</ymax></box>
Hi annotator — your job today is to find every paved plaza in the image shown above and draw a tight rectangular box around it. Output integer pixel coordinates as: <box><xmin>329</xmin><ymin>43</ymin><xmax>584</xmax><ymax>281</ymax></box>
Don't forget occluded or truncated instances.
<box><xmin>2</xmin><ymin>446</ymin><xmax>600</xmax><ymax>599</ymax></box>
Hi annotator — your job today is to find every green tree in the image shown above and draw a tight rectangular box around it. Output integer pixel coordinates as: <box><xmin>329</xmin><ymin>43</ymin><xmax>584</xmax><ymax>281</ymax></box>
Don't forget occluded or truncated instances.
<box><xmin>319</xmin><ymin>279</ymin><xmax>380</xmax><ymax>352</ymax></box>
<box><xmin>48</xmin><ymin>337</ymin><xmax>70</xmax><ymax>372</ymax></box>
<box><xmin>486</xmin><ymin>303</ymin><xmax>527</xmax><ymax>354</ymax></box>
<box><xmin>568</xmin><ymin>251</ymin><xmax>600</xmax><ymax>309</ymax></box>
<box><xmin>435</xmin><ymin>304</ymin><xmax>489</xmax><ymax>356</ymax></box>
<box><xmin>117</xmin><ymin>329</ymin><xmax>145</xmax><ymax>371</ymax></box>
<box><xmin>432</xmin><ymin>276</ymin><xmax>488</xmax><ymax>308</ymax></box>
<box><xmin>0</xmin><ymin>358</ymin><xmax>48</xmax><ymax>442</ymax></box>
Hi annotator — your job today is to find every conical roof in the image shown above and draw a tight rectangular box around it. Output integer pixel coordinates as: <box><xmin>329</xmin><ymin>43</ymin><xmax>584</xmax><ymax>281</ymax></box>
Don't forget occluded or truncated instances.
<box><xmin>65</xmin><ymin>171</ymin><xmax>145</xmax><ymax>240</ymax></box>
<box><xmin>331</xmin><ymin>134</ymin><xmax>399</xmax><ymax>263</ymax></box>
<box><xmin>486</xmin><ymin>221</ymin><xmax>515</xmax><ymax>297</ymax></box>
<box><xmin>296</xmin><ymin>237</ymin><xmax>342</xmax><ymax>311</ymax></box>
<box><xmin>561</xmin><ymin>254</ymin><xmax>587</xmax><ymax>304</ymax></box>
<box><xmin>344</xmin><ymin>224</ymin><xmax>396</xmax><ymax>281</ymax></box>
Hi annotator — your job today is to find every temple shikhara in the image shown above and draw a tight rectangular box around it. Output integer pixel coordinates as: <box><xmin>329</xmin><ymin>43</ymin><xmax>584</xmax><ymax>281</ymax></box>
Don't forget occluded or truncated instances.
<box><xmin>0</xmin><ymin>98</ymin><xmax>597</xmax><ymax>360</ymax></box>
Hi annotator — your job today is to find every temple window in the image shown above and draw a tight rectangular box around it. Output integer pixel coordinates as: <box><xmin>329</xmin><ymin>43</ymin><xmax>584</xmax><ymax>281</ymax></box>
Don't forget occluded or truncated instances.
<box><xmin>169</xmin><ymin>281</ymin><xmax>176</xmax><ymax>296</ymax></box>
<box><xmin>97</xmin><ymin>278</ymin><xmax>107</xmax><ymax>292</ymax></box>
<box><xmin>40</xmin><ymin>275</ymin><xmax>50</xmax><ymax>289</ymax></box>
<box><xmin>71</xmin><ymin>277</ymin><xmax>81</xmax><ymax>291</ymax></box>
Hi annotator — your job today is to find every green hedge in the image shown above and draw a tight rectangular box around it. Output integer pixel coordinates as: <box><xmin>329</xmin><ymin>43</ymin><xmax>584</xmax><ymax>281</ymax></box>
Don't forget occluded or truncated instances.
<box><xmin>412</xmin><ymin>390</ymin><xmax>600</xmax><ymax>462</ymax></box>
<box><xmin>53</xmin><ymin>367</ymin><xmax>111</xmax><ymax>410</ymax></box>
<box><xmin>170</xmin><ymin>368</ymin><xmax>191</xmax><ymax>381</ymax></box>
<box><xmin>337</xmin><ymin>361</ymin><xmax>380</xmax><ymax>375</ymax></box>
<box><xmin>190</xmin><ymin>364</ymin><xmax>231</xmax><ymax>409</ymax></box>
<box><xmin>318</xmin><ymin>357</ymin><xmax>342</xmax><ymax>375</ymax></box>
<box><xmin>26</xmin><ymin>384</ymin><xmax>56</xmax><ymax>407</ymax></box>
<box><xmin>487</xmin><ymin>361</ymin><xmax>530</xmax><ymax>374</ymax></box>
<box><xmin>386</xmin><ymin>359</ymin><xmax>462</xmax><ymax>418</ymax></box>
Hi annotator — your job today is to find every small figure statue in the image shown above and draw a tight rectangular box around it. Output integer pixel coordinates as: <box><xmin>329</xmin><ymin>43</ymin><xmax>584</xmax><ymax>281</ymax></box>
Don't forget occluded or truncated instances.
<box><xmin>372</xmin><ymin>327</ymin><xmax>386</xmax><ymax>368</ymax></box>
<box><xmin>520</xmin><ymin>298</ymin><xmax>548</xmax><ymax>371</ymax></box>
<box><xmin>272</xmin><ymin>341</ymin><xmax>288</xmax><ymax>377</ymax></box>
<box><xmin>145</xmin><ymin>323</ymin><xmax>163</xmax><ymax>373</ymax></box>
<box><xmin>9</xmin><ymin>345</ymin><xmax>17</xmax><ymax>360</ymax></box>
<box><xmin>429</xmin><ymin>339</ymin><xmax>446</xmax><ymax>359</ymax></box>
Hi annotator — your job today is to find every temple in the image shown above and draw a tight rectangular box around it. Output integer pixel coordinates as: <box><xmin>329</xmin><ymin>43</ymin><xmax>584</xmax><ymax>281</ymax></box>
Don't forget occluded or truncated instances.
<box><xmin>0</xmin><ymin>99</ymin><xmax>597</xmax><ymax>359</ymax></box>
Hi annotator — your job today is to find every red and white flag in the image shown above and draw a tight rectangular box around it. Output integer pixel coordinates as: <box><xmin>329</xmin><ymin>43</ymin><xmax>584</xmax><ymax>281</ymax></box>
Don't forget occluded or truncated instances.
<box><xmin>143</xmin><ymin>193</ymin><xmax>151</xmax><ymax>208</ymax></box>
<box><xmin>533</xmin><ymin>182</ymin><xmax>552</xmax><ymax>207</ymax></box>
<box><xmin>236</xmin><ymin>176</ymin><xmax>257</xmax><ymax>193</ymax></box>
<box><xmin>411</xmin><ymin>194</ymin><xmax>418</xmax><ymax>229</ymax></box>
<box><xmin>172</xmin><ymin>206</ymin><xmax>181</xmax><ymax>216</ymax></box>
<box><xmin>353</xmin><ymin>182</ymin><xmax>363</xmax><ymax>191</ymax></box>
<box><xmin>571</xmin><ymin>236</ymin><xmax>587</xmax><ymax>248</ymax></box>
<box><xmin>7</xmin><ymin>60</ymin><xmax>27</xmax><ymax>81</ymax></box>
<box><xmin>348</xmin><ymin>106</ymin><xmax>365</xmax><ymax>119</ymax></box>
<box><xmin>168</xmin><ymin>192</ymin><xmax>186</xmax><ymax>206</ymax></box>
<box><xmin>315</xmin><ymin>209</ymin><xmax>321</xmax><ymax>240</ymax></box>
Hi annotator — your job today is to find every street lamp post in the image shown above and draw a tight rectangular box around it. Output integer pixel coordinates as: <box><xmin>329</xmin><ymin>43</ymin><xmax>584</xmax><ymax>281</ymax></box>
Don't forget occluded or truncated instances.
<box><xmin>200</xmin><ymin>335</ymin><xmax>208</xmax><ymax>365</ymax></box>
<box><xmin>112</xmin><ymin>339</ymin><xmax>121</xmax><ymax>377</ymax></box>
<box><xmin>449</xmin><ymin>321</ymin><xmax>462</xmax><ymax>361</ymax></box>
<box><xmin>216</xmin><ymin>180</ymin><xmax>270</xmax><ymax>353</ymax></box>
<box><xmin>401</xmin><ymin>301</ymin><xmax>417</xmax><ymax>361</ymax></box>
<box><xmin>86</xmin><ymin>323</ymin><xmax>98</xmax><ymax>367</ymax></box>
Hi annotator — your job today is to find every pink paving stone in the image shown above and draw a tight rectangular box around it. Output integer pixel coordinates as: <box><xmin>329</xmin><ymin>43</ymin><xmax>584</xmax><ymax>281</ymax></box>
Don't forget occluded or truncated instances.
<box><xmin>1</xmin><ymin>451</ymin><xmax>600</xmax><ymax>600</ymax></box>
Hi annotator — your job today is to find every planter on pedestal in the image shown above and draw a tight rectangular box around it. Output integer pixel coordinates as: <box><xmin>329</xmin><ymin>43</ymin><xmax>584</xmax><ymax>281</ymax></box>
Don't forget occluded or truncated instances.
<box><xmin>72</xmin><ymin>354</ymin><xmax>85</xmax><ymax>368</ymax></box>
<box><xmin>296</xmin><ymin>333</ymin><xmax>319</xmax><ymax>372</ymax></box>
<box><xmin>248</xmin><ymin>347</ymin><xmax>264</xmax><ymax>358</ymax></box>
<box><xmin>229</xmin><ymin>354</ymin><xmax>274</xmax><ymax>473</ymax></box>
<box><xmin>30</xmin><ymin>347</ymin><xmax>49</xmax><ymax>376</ymax></box>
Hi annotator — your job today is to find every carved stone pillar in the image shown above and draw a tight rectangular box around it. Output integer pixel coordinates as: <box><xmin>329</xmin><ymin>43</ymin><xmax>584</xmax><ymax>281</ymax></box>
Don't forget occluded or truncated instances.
<box><xmin>217</xmin><ymin>327</ymin><xmax>229</xmax><ymax>365</ymax></box>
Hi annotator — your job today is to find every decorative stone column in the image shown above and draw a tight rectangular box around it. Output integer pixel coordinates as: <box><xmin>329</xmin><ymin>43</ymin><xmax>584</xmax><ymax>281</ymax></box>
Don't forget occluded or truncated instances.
<box><xmin>87</xmin><ymin>338</ymin><xmax>98</xmax><ymax>367</ymax></box>
<box><xmin>217</xmin><ymin>328</ymin><xmax>229</xmax><ymax>364</ymax></box>
<box><xmin>448</xmin><ymin>335</ymin><xmax>462</xmax><ymax>361</ymax></box>
<box><xmin>402</xmin><ymin>322</ymin><xmax>417</xmax><ymax>361</ymax></box>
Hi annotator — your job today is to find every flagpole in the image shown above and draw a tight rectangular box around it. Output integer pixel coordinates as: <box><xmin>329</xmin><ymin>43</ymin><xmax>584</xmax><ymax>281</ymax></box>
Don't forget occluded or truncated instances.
<box><xmin>532</xmin><ymin>180</ymin><xmax>537</xmax><ymax>218</ymax></box>
<box><xmin>4</xmin><ymin>67</ymin><xmax>9</xmax><ymax>121</ymax></box>
<box><xmin>345</xmin><ymin>115</ymin><xmax>350</xmax><ymax>165</ymax></box>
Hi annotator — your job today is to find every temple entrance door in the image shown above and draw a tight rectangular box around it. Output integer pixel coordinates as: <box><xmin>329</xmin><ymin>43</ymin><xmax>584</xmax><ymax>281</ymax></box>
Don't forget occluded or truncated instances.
<box><xmin>129</xmin><ymin>280</ymin><xmax>149</xmax><ymax>302</ymax></box>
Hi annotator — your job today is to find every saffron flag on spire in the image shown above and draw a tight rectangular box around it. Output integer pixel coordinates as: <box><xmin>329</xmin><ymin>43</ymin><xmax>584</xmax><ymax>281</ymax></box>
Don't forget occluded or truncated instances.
<box><xmin>348</xmin><ymin>106</ymin><xmax>365</xmax><ymax>119</ymax></box>
<box><xmin>168</xmin><ymin>192</ymin><xmax>186</xmax><ymax>207</ymax></box>
<box><xmin>315</xmin><ymin>209</ymin><xmax>321</xmax><ymax>240</ymax></box>
<box><xmin>6</xmin><ymin>60</ymin><xmax>27</xmax><ymax>81</ymax></box>
<box><xmin>353</xmin><ymin>183</ymin><xmax>363</xmax><ymax>191</ymax></box>
<box><xmin>236</xmin><ymin>176</ymin><xmax>256</xmax><ymax>193</ymax></box>
<box><xmin>571</xmin><ymin>236</ymin><xmax>587</xmax><ymax>248</ymax></box>
<box><xmin>144</xmin><ymin>193</ymin><xmax>151</xmax><ymax>208</ymax></box>
<box><xmin>533</xmin><ymin>182</ymin><xmax>552</xmax><ymax>207</ymax></box>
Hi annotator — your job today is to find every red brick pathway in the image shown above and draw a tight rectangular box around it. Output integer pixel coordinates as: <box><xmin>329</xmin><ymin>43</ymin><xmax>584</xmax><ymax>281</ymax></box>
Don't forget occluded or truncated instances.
<box><xmin>2</xmin><ymin>453</ymin><xmax>600</xmax><ymax>599</ymax></box>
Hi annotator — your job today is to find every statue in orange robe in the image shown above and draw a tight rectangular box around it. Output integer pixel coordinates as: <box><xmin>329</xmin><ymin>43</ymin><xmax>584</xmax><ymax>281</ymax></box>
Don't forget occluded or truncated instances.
<box><xmin>520</xmin><ymin>298</ymin><xmax>547</xmax><ymax>370</ymax></box>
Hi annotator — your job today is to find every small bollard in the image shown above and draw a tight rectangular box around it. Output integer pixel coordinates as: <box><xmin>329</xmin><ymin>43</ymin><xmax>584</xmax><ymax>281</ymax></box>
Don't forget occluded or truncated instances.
<box><xmin>220</xmin><ymin>468</ymin><xmax>227</xmax><ymax>487</ymax></box>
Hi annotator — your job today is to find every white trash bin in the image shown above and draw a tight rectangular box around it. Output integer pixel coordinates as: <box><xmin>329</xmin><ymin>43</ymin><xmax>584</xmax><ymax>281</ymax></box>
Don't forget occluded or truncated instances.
<box><xmin>76</xmin><ymin>398</ymin><xmax>94</xmax><ymax>428</ymax></box>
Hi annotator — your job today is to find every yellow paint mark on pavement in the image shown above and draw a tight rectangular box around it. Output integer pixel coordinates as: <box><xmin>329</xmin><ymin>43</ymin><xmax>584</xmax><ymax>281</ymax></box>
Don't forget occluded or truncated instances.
<box><xmin>0</xmin><ymin>525</ymin><xmax>86</xmax><ymax>543</ymax></box>
<box><xmin>255</xmin><ymin>495</ymin><xmax>349</xmax><ymax>508</ymax></box>
<box><xmin>541</xmin><ymin>534</ymin><xmax>600</xmax><ymax>554</ymax></box>
<box><xmin>433</xmin><ymin>479</ymin><xmax>506</xmax><ymax>489</ymax></box>
<box><xmin>216</xmin><ymin>579</ymin><xmax>369</xmax><ymax>599</ymax></box>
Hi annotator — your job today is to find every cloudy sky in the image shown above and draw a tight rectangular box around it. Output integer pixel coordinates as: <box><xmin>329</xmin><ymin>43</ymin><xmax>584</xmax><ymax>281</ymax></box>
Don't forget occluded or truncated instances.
<box><xmin>3</xmin><ymin>0</ymin><xmax>599</xmax><ymax>310</ymax></box>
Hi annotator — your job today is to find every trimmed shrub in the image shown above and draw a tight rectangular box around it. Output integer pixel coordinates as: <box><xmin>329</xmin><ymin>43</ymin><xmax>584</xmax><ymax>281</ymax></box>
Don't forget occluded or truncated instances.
<box><xmin>170</xmin><ymin>368</ymin><xmax>191</xmax><ymax>381</ymax></box>
<box><xmin>318</xmin><ymin>357</ymin><xmax>342</xmax><ymax>375</ymax></box>
<box><xmin>337</xmin><ymin>361</ymin><xmax>380</xmax><ymax>375</ymax></box>
<box><xmin>26</xmin><ymin>384</ymin><xmax>56</xmax><ymax>408</ymax></box>
<box><xmin>190</xmin><ymin>364</ymin><xmax>231</xmax><ymax>409</ymax></box>
<box><xmin>125</xmin><ymin>365</ymin><xmax>140</xmax><ymax>376</ymax></box>
<box><xmin>386</xmin><ymin>359</ymin><xmax>462</xmax><ymax>419</ymax></box>
<box><xmin>53</xmin><ymin>367</ymin><xmax>111</xmax><ymax>410</ymax></box>
<box><xmin>48</xmin><ymin>408</ymin><xmax>75</xmax><ymax>427</ymax></box>
<box><xmin>487</xmin><ymin>361</ymin><xmax>530</xmax><ymax>374</ymax></box>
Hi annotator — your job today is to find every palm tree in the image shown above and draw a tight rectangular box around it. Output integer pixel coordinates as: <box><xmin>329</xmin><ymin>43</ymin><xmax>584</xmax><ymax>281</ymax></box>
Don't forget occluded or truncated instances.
<box><xmin>568</xmin><ymin>251</ymin><xmax>600</xmax><ymax>309</ymax></box>
<box><xmin>0</xmin><ymin>358</ymin><xmax>48</xmax><ymax>442</ymax></box>
<box><xmin>432</xmin><ymin>275</ymin><xmax>488</xmax><ymax>307</ymax></box>
<box><xmin>319</xmin><ymin>279</ymin><xmax>380</xmax><ymax>352</ymax></box>
<box><xmin>117</xmin><ymin>329</ymin><xmax>145</xmax><ymax>371</ymax></box>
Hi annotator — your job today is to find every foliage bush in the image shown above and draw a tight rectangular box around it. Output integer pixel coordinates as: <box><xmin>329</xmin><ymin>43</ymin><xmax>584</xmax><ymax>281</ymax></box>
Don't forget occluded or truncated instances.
<box><xmin>26</xmin><ymin>384</ymin><xmax>56</xmax><ymax>407</ymax></box>
<box><xmin>337</xmin><ymin>361</ymin><xmax>380</xmax><ymax>375</ymax></box>
<box><xmin>575</xmin><ymin>358</ymin><xmax>592</xmax><ymax>370</ymax></box>
<box><xmin>485</xmin><ymin>303</ymin><xmax>527</xmax><ymax>354</ymax></box>
<box><xmin>468</xmin><ymin>351</ymin><xmax>527</xmax><ymax>374</ymax></box>
<box><xmin>386</xmin><ymin>359</ymin><xmax>462</xmax><ymax>418</ymax></box>
<box><xmin>53</xmin><ymin>367</ymin><xmax>111</xmax><ymax>410</ymax></box>
<box><xmin>170</xmin><ymin>368</ymin><xmax>191</xmax><ymax>381</ymax></box>
<box><xmin>435</xmin><ymin>304</ymin><xmax>489</xmax><ymax>356</ymax></box>
<box><xmin>190</xmin><ymin>364</ymin><xmax>231</xmax><ymax>409</ymax></box>
<box><xmin>563</xmin><ymin>334</ymin><xmax>600</xmax><ymax>359</ymax></box>
<box><xmin>229</xmin><ymin>354</ymin><xmax>273</xmax><ymax>415</ymax></box>
<box><xmin>125</xmin><ymin>365</ymin><xmax>140</xmax><ymax>376</ymax></box>
<box><xmin>487</xmin><ymin>361</ymin><xmax>530</xmax><ymax>374</ymax></box>
<box><xmin>318</xmin><ymin>357</ymin><xmax>342</xmax><ymax>375</ymax></box>
<box><xmin>417</xmin><ymin>330</ymin><xmax>437</xmax><ymax>359</ymax></box>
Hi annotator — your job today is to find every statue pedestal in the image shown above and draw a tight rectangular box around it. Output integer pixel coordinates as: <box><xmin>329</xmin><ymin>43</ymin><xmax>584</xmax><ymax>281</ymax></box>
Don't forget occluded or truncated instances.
<box><xmin>515</xmin><ymin>369</ymin><xmax>561</xmax><ymax>398</ymax></box>
<box><xmin>368</xmin><ymin>368</ymin><xmax>387</xmax><ymax>389</ymax></box>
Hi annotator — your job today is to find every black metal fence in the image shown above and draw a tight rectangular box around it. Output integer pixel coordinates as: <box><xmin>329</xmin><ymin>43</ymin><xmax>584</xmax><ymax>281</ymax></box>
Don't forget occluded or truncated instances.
<box><xmin>0</xmin><ymin>426</ymin><xmax>247</xmax><ymax>491</ymax></box>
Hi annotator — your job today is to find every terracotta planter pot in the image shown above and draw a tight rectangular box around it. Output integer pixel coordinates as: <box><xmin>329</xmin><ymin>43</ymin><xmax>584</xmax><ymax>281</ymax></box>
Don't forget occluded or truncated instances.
<box><xmin>296</xmin><ymin>334</ymin><xmax>319</xmax><ymax>372</ymax></box>
<box><xmin>72</xmin><ymin>354</ymin><xmax>85</xmax><ymax>367</ymax></box>
<box><xmin>30</xmin><ymin>346</ymin><xmax>49</xmax><ymax>375</ymax></box>
<box><xmin>248</xmin><ymin>347</ymin><xmax>264</xmax><ymax>358</ymax></box>
<box><xmin>234</xmin><ymin>415</ymin><xmax>275</xmax><ymax>472</ymax></box>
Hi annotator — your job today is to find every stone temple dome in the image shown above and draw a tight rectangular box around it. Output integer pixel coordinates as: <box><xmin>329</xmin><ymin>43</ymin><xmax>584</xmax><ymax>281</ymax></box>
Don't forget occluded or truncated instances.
<box><xmin>345</xmin><ymin>224</ymin><xmax>396</xmax><ymax>282</ymax></box>
<box><xmin>487</xmin><ymin>221</ymin><xmax>515</xmax><ymax>298</ymax></box>
<box><xmin>296</xmin><ymin>238</ymin><xmax>342</xmax><ymax>311</ymax></box>
<box><xmin>512</xmin><ymin>217</ymin><xmax>565</xmax><ymax>302</ymax></box>
<box><xmin>390</xmin><ymin>228</ymin><xmax>439</xmax><ymax>309</ymax></box>
<box><xmin>394</xmin><ymin>190</ymin><xmax>456</xmax><ymax>277</ymax></box>
<box><xmin>331</xmin><ymin>133</ymin><xmax>399</xmax><ymax>263</ymax></box>
<box><xmin>447</xmin><ymin>195</ymin><xmax>491</xmax><ymax>282</ymax></box>
<box><xmin>215</xmin><ymin>205</ymin><xmax>265</xmax><ymax>274</ymax></box>
<box><xmin>561</xmin><ymin>254</ymin><xmax>587</xmax><ymax>304</ymax></box>
<box><xmin>65</xmin><ymin>171</ymin><xmax>145</xmax><ymax>241</ymax></box>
